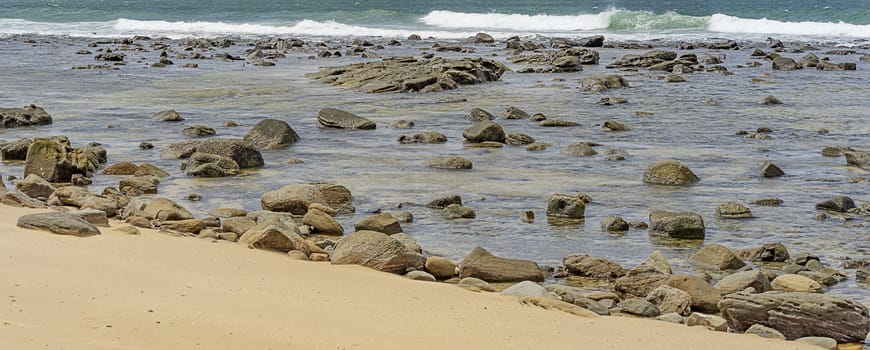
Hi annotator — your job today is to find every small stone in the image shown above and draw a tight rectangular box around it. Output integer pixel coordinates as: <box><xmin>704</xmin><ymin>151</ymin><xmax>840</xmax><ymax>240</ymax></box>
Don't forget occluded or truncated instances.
<box><xmin>389</xmin><ymin>120</ymin><xmax>415</xmax><ymax>128</ymax></box>
<box><xmin>760</xmin><ymin>95</ymin><xmax>783</xmax><ymax>105</ymax></box>
<box><xmin>600</xmin><ymin>216</ymin><xmax>629</xmax><ymax>232</ymax></box>
<box><xmin>745</xmin><ymin>324</ymin><xmax>786</xmax><ymax>340</ymax></box>
<box><xmin>716</xmin><ymin>202</ymin><xmax>752</xmax><ymax>218</ymax></box>
<box><xmin>441</xmin><ymin>204</ymin><xmax>475</xmax><ymax>219</ymax></box>
<box><xmin>287</xmin><ymin>250</ymin><xmax>309</xmax><ymax>260</ymax></box>
<box><xmin>520</xmin><ymin>211</ymin><xmax>534</xmax><ymax>223</ymax></box>
<box><xmin>405</xmin><ymin>270</ymin><xmax>436</xmax><ymax>282</ymax></box>
<box><xmin>139</xmin><ymin>142</ymin><xmax>154</xmax><ymax>149</ymax></box>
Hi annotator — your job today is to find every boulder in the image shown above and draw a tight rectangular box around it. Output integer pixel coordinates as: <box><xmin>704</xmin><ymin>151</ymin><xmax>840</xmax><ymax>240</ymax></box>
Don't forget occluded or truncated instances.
<box><xmin>718</xmin><ymin>291</ymin><xmax>870</xmax><ymax>342</ymax></box>
<box><xmin>621</xmin><ymin>298</ymin><xmax>661</xmax><ymax>317</ymax></box>
<box><xmin>815</xmin><ymin>196</ymin><xmax>856</xmax><ymax>212</ymax></box>
<box><xmin>103</xmin><ymin>162</ymin><xmax>140</xmax><ymax>175</ymax></box>
<box><xmin>716</xmin><ymin>202</ymin><xmax>752</xmax><ymax>218</ymax></box>
<box><xmin>845</xmin><ymin>151</ymin><xmax>869</xmax><ymax>169</ymax></box>
<box><xmin>441</xmin><ymin>204</ymin><xmax>476</xmax><ymax>219</ymax></box>
<box><xmin>2</xmin><ymin>192</ymin><xmax>46</xmax><ymax>208</ymax></box>
<box><xmin>546</xmin><ymin>193</ymin><xmax>586</xmax><ymax>219</ymax></box>
<box><xmin>665</xmin><ymin>275</ymin><xmax>721</xmax><ymax>312</ymax></box>
<box><xmin>0</xmin><ymin>105</ymin><xmax>52</xmax><ymax>128</ymax></box>
<box><xmin>17</xmin><ymin>212</ymin><xmax>100</xmax><ymax>237</ymax></box>
<box><xmin>0</xmin><ymin>138</ymin><xmax>33</xmax><ymax>161</ymax></box>
<box><xmin>244</xmin><ymin>119</ymin><xmax>300</xmax><ymax>149</ymax></box>
<box><xmin>600</xmin><ymin>216</ymin><xmax>629</xmax><ymax>232</ymax></box>
<box><xmin>239</xmin><ymin>223</ymin><xmax>309</xmax><ymax>254</ymax></box>
<box><xmin>686</xmin><ymin>313</ymin><xmax>728</xmax><ymax>332</ymax></box>
<box><xmin>714</xmin><ymin>270</ymin><xmax>772</xmax><ymax>295</ymax></box>
<box><xmin>331</xmin><ymin>230</ymin><xmax>426</xmax><ymax>274</ymax></box>
<box><xmin>502</xmin><ymin>106</ymin><xmax>530</xmax><ymax>119</ymax></box>
<box><xmin>425</xmin><ymin>256</ymin><xmax>457</xmax><ymax>279</ymax></box>
<box><xmin>182</xmin><ymin>125</ymin><xmax>216</xmax><ymax>137</ymax></box>
<box><xmin>354</xmin><ymin>213</ymin><xmax>402</xmax><ymax>234</ymax></box>
<box><xmin>689</xmin><ymin>243</ymin><xmax>746</xmax><ymax>271</ymax></box>
<box><xmin>161</xmin><ymin>219</ymin><xmax>206</xmax><ymax>234</ymax></box>
<box><xmin>470</xmin><ymin>32</ymin><xmax>494</xmax><ymax>44</ymax></box>
<box><xmin>142</xmin><ymin>198</ymin><xmax>194</xmax><ymax>222</ymax></box>
<box><xmin>426</xmin><ymin>195</ymin><xmax>461</xmax><ymax>209</ymax></box>
<box><xmin>459</xmin><ymin>246</ymin><xmax>545</xmax><ymax>282</ymax></box>
<box><xmin>646</xmin><ymin>285</ymin><xmax>692</xmax><ymax>316</ymax></box>
<box><xmin>24</xmin><ymin>137</ymin><xmax>107</xmax><ymax>183</ymax></box>
<box><xmin>302</xmin><ymin>208</ymin><xmax>344</xmax><ymax>235</ymax></box>
<box><xmin>614</xmin><ymin>267</ymin><xmax>669</xmax><ymax>297</ymax></box>
<box><xmin>641</xmin><ymin>251</ymin><xmax>673</xmax><ymax>275</ymax></box>
<box><xmin>119</xmin><ymin>175</ymin><xmax>160</xmax><ymax>196</ymax></box>
<box><xmin>317</xmin><ymin>108</ymin><xmax>376</xmax><ymax>130</ymax></box>
<box><xmin>162</xmin><ymin>138</ymin><xmax>263</xmax><ymax>168</ymax></box>
<box><xmin>261</xmin><ymin>183</ymin><xmax>354</xmax><ymax>215</ymax></box>
<box><xmin>51</xmin><ymin>186</ymin><xmax>119</xmax><ymax>216</ymax></box>
<box><xmin>760</xmin><ymin>161</ymin><xmax>785</xmax><ymax>177</ymax></box>
<box><xmin>738</xmin><ymin>243</ymin><xmax>790</xmax><ymax>262</ymax></box>
<box><xmin>15</xmin><ymin>174</ymin><xmax>55</xmax><ymax>199</ymax></box>
<box><xmin>560</xmin><ymin>142</ymin><xmax>597</xmax><ymax>156</ymax></box>
<box><xmin>153</xmin><ymin>109</ymin><xmax>184</xmax><ymax>122</ymax></box>
<box><xmin>466</xmin><ymin>108</ymin><xmax>495</xmax><ymax>121</ymax></box>
<box><xmin>501</xmin><ymin>281</ymin><xmax>550</xmax><ymax>298</ymax></box>
<box><xmin>649</xmin><ymin>211</ymin><xmax>705</xmax><ymax>239</ymax></box>
<box><xmin>563</xmin><ymin>254</ymin><xmax>625</xmax><ymax>280</ymax></box>
<box><xmin>426</xmin><ymin>156</ymin><xmax>472</xmax><ymax>170</ymax></box>
<box><xmin>643</xmin><ymin>160</ymin><xmax>699</xmax><ymax>185</ymax></box>
<box><xmin>602</xmin><ymin>120</ymin><xmax>629</xmax><ymax>131</ymax></box>
<box><xmin>505</xmin><ymin>134</ymin><xmax>535</xmax><ymax>146</ymax></box>
<box><xmin>220</xmin><ymin>217</ymin><xmax>256</xmax><ymax>235</ymax></box>
<box><xmin>581</xmin><ymin>74</ymin><xmax>629</xmax><ymax>92</ymax></box>
<box><xmin>771</xmin><ymin>274</ymin><xmax>822</xmax><ymax>293</ymax></box>
<box><xmin>462</xmin><ymin>120</ymin><xmax>505</xmax><ymax>143</ymax></box>
<box><xmin>183</xmin><ymin>152</ymin><xmax>240</xmax><ymax>177</ymax></box>
<box><xmin>772</xmin><ymin>57</ymin><xmax>799</xmax><ymax>71</ymax></box>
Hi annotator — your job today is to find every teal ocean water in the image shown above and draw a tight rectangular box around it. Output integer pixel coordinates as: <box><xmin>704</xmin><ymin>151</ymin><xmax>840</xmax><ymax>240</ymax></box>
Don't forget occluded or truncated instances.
<box><xmin>1</xmin><ymin>0</ymin><xmax>869</xmax><ymax>41</ymax></box>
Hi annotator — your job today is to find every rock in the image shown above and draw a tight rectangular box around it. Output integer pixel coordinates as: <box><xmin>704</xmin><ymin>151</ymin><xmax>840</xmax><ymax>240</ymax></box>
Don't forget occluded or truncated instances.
<box><xmin>656</xmin><ymin>313</ymin><xmax>685</xmax><ymax>324</ymax></box>
<box><xmin>15</xmin><ymin>174</ymin><xmax>55</xmax><ymax>199</ymax></box>
<box><xmin>221</xmin><ymin>217</ymin><xmax>256</xmax><ymax>235</ymax></box>
<box><xmin>466</xmin><ymin>108</ymin><xmax>495</xmax><ymax>121</ymax></box>
<box><xmin>119</xmin><ymin>175</ymin><xmax>160</xmax><ymax>196</ymax></box>
<box><xmin>0</xmin><ymin>138</ymin><xmax>33</xmax><ymax>161</ymax></box>
<box><xmin>665</xmin><ymin>74</ymin><xmax>686</xmax><ymax>83</ymax></box>
<box><xmin>714</xmin><ymin>270</ymin><xmax>772</xmax><ymax>295</ymax></box>
<box><xmin>546</xmin><ymin>193</ymin><xmax>586</xmax><ymax>219</ymax></box>
<box><xmin>389</xmin><ymin>119</ymin><xmax>414</xmax><ymax>128</ymax></box>
<box><xmin>307</xmin><ymin>57</ymin><xmax>508</xmax><ymax>93</ymax></box>
<box><xmin>751</xmin><ymin>198</ymin><xmax>783</xmax><ymax>206</ymax></box>
<box><xmin>24</xmin><ymin>137</ymin><xmax>107</xmax><ymax>183</ymax></box>
<box><xmin>602</xmin><ymin>120</ymin><xmax>629</xmax><ymax>131</ymax></box>
<box><xmin>302</xmin><ymin>208</ymin><xmax>344</xmax><ymax>235</ymax></box>
<box><xmin>426</xmin><ymin>156</ymin><xmax>472</xmax><ymax>170</ymax></box>
<box><xmin>103</xmin><ymin>162</ymin><xmax>140</xmax><ymax>175</ymax></box>
<box><xmin>795</xmin><ymin>337</ymin><xmax>837</xmax><ymax>350</ymax></box>
<box><xmin>286</xmin><ymin>250</ymin><xmax>309</xmax><ymax>261</ymax></box>
<box><xmin>614</xmin><ymin>267</ymin><xmax>670</xmax><ymax>297</ymax></box>
<box><xmin>462</xmin><ymin>120</ymin><xmax>505</xmax><ymax>143</ymax></box>
<box><xmin>239</xmin><ymin>223</ymin><xmax>309</xmax><ymax>254</ymax></box>
<box><xmin>538</xmin><ymin>120</ymin><xmax>579</xmax><ymax>127</ymax></box>
<box><xmin>114</xmin><ymin>224</ymin><xmax>141</xmax><ymax>235</ymax></box>
<box><xmin>153</xmin><ymin>110</ymin><xmax>184</xmax><ymax>122</ymax></box>
<box><xmin>316</xmin><ymin>108</ymin><xmax>376</xmax><ymax>130</ymax></box>
<box><xmin>526</xmin><ymin>143</ymin><xmax>551</xmax><ymax>152</ymax></box>
<box><xmin>501</xmin><ymin>281</ymin><xmax>550</xmax><ymax>297</ymax></box>
<box><xmin>760</xmin><ymin>95</ymin><xmax>783</xmax><ymax>105</ymax></box>
<box><xmin>815</xmin><ymin>196</ymin><xmax>856</xmax><ymax>212</ymax></box>
<box><xmin>441</xmin><ymin>204</ymin><xmax>475</xmax><ymax>219</ymax></box>
<box><xmin>459</xmin><ymin>246</ymin><xmax>544</xmax><ymax>283</ymax></box>
<box><xmin>2</xmin><ymin>191</ymin><xmax>46</xmax><ymax>209</ymax></box>
<box><xmin>183</xmin><ymin>152</ymin><xmax>240</xmax><ymax>177</ymax></box>
<box><xmin>621</xmin><ymin>298</ymin><xmax>661</xmax><ymax>317</ymax></box>
<box><xmin>261</xmin><ymin>183</ymin><xmax>354</xmax><ymax>215</ymax></box>
<box><xmin>519</xmin><ymin>296</ymin><xmax>600</xmax><ymax>318</ymax></box>
<box><xmin>772</xmin><ymin>57</ymin><xmax>799</xmax><ymax>71</ymax></box>
<box><xmin>643</xmin><ymin>160</ymin><xmax>699</xmax><ymax>185</ymax></box>
<box><xmin>469</xmin><ymin>32</ymin><xmax>494</xmax><ymax>44</ymax></box>
<box><xmin>690</xmin><ymin>243</ymin><xmax>746</xmax><ymax>271</ymax></box>
<box><xmin>182</xmin><ymin>125</ymin><xmax>216</xmax><ymax>137</ymax></box>
<box><xmin>580</xmin><ymin>74</ymin><xmax>629</xmax><ymax>92</ymax></box>
<box><xmin>354</xmin><ymin>213</ymin><xmax>402</xmax><ymax>234</ymax></box>
<box><xmin>331</xmin><ymin>230</ymin><xmax>425</xmax><ymax>274</ymax></box>
<box><xmin>457</xmin><ymin>277</ymin><xmax>496</xmax><ymax>292</ymax></box>
<box><xmin>563</xmin><ymin>254</ymin><xmax>625</xmax><ymax>280</ymax></box>
<box><xmin>646</xmin><ymin>285</ymin><xmax>692</xmax><ymax>316</ymax></box>
<box><xmin>641</xmin><ymin>251</ymin><xmax>673</xmax><ymax>275</ymax></box>
<box><xmin>162</xmin><ymin>138</ymin><xmax>263</xmax><ymax>168</ymax></box>
<box><xmin>520</xmin><ymin>210</ymin><xmax>534</xmax><ymax>223</ymax></box>
<box><xmin>142</xmin><ymin>198</ymin><xmax>194</xmax><ymax>222</ymax></box>
<box><xmin>649</xmin><ymin>211</ymin><xmax>705</xmax><ymax>239</ymax></box>
<box><xmin>666</xmin><ymin>275</ymin><xmax>721</xmax><ymax>313</ymax></box>
<box><xmin>397</xmin><ymin>132</ymin><xmax>447</xmax><ymax>144</ymax></box>
<box><xmin>392</xmin><ymin>210</ymin><xmax>413</xmax><ymax>223</ymax></box>
<box><xmin>161</xmin><ymin>219</ymin><xmax>206</xmax><ymax>234</ymax></box>
<box><xmin>759</xmin><ymin>161</ymin><xmax>784</xmax><ymax>177</ymax></box>
<box><xmin>17</xmin><ymin>212</ymin><xmax>100</xmax><ymax>237</ymax></box>
<box><xmin>425</xmin><ymin>257</ymin><xmax>457</xmax><ymax>279</ymax></box>
<box><xmin>686</xmin><ymin>313</ymin><xmax>728</xmax><ymax>332</ymax></box>
<box><xmin>502</xmin><ymin>106</ymin><xmax>530</xmax><ymax>119</ymax></box>
<box><xmin>136</xmin><ymin>163</ymin><xmax>169</xmax><ymax>177</ymax></box>
<box><xmin>745</xmin><ymin>324</ymin><xmax>786</xmax><ymax>340</ymax></box>
<box><xmin>0</xmin><ymin>105</ymin><xmax>53</xmax><ymax>128</ymax></box>
<box><xmin>845</xmin><ymin>151</ymin><xmax>869</xmax><ymax>169</ymax></box>
<box><xmin>719</xmin><ymin>292</ymin><xmax>870</xmax><ymax>343</ymax></box>
<box><xmin>426</xmin><ymin>195</ymin><xmax>461</xmax><ymax>209</ymax></box>
<box><xmin>600</xmin><ymin>216</ymin><xmax>629</xmax><ymax>232</ymax></box>
<box><xmin>404</xmin><ymin>270</ymin><xmax>436</xmax><ymax>282</ymax></box>
<box><xmin>244</xmin><ymin>119</ymin><xmax>300</xmax><ymax>149</ymax></box>
<box><xmin>738</xmin><ymin>243</ymin><xmax>790</xmax><ymax>262</ymax></box>
<box><xmin>716</xmin><ymin>202</ymin><xmax>752</xmax><ymax>218</ymax></box>
<box><xmin>771</xmin><ymin>274</ymin><xmax>823</xmax><ymax>293</ymax></box>
<box><xmin>560</xmin><ymin>142</ymin><xmax>597</xmax><ymax>156</ymax></box>
<box><xmin>504</xmin><ymin>134</ymin><xmax>535</xmax><ymax>146</ymax></box>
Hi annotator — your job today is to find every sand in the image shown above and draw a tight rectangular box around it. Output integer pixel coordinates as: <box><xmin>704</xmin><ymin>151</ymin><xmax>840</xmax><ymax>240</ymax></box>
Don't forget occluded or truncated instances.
<box><xmin>0</xmin><ymin>205</ymin><xmax>814</xmax><ymax>350</ymax></box>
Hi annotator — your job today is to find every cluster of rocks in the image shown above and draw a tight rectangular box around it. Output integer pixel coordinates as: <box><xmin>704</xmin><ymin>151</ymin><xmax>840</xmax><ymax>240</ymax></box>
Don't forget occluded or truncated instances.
<box><xmin>306</xmin><ymin>56</ymin><xmax>509</xmax><ymax>93</ymax></box>
<box><xmin>509</xmin><ymin>47</ymin><xmax>600</xmax><ymax>73</ymax></box>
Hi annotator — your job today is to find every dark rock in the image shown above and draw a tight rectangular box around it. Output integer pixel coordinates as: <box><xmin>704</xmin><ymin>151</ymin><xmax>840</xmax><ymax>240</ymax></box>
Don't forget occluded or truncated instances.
<box><xmin>389</xmin><ymin>120</ymin><xmax>414</xmax><ymax>128</ymax></box>
<box><xmin>0</xmin><ymin>138</ymin><xmax>33</xmax><ymax>161</ymax></box>
<box><xmin>317</xmin><ymin>108</ymin><xmax>376</xmax><ymax>130</ymax></box>
<box><xmin>737</xmin><ymin>243</ymin><xmax>790</xmax><ymax>262</ymax></box>
<box><xmin>716</xmin><ymin>202</ymin><xmax>752</xmax><ymax>218</ymax></box>
<box><xmin>426</xmin><ymin>156</ymin><xmax>472</xmax><ymax>170</ymax></box>
<box><xmin>546</xmin><ymin>193</ymin><xmax>586</xmax><ymax>219</ymax></box>
<box><xmin>15</xmin><ymin>174</ymin><xmax>55</xmax><ymax>199</ymax></box>
<box><xmin>772</xmin><ymin>57</ymin><xmax>799</xmax><ymax>71</ymax></box>
<box><xmin>426</xmin><ymin>195</ymin><xmax>461</xmax><ymax>209</ymax></box>
<box><xmin>760</xmin><ymin>161</ymin><xmax>785</xmax><ymax>177</ymax></box>
<box><xmin>649</xmin><ymin>211</ymin><xmax>705</xmax><ymax>240</ymax></box>
<box><xmin>162</xmin><ymin>138</ymin><xmax>263</xmax><ymax>168</ymax></box>
<box><xmin>643</xmin><ymin>160</ymin><xmax>699</xmax><ymax>185</ymax></box>
<box><xmin>398</xmin><ymin>132</ymin><xmax>447</xmax><ymax>144</ymax></box>
<box><xmin>17</xmin><ymin>212</ymin><xmax>100</xmax><ymax>237</ymax></box>
<box><xmin>580</xmin><ymin>74</ymin><xmax>629</xmax><ymax>92</ymax></box>
<box><xmin>602</xmin><ymin>120</ymin><xmax>629</xmax><ymax>131</ymax></box>
<box><xmin>441</xmin><ymin>204</ymin><xmax>475</xmax><ymax>219</ymax></box>
<box><xmin>502</xmin><ymin>106</ymin><xmax>530</xmax><ymax>119</ymax></box>
<box><xmin>244</xmin><ymin>119</ymin><xmax>300</xmax><ymax>149</ymax></box>
<box><xmin>751</xmin><ymin>198</ymin><xmax>783</xmax><ymax>206</ymax></box>
<box><xmin>505</xmin><ymin>134</ymin><xmax>535</xmax><ymax>146</ymax></box>
<box><xmin>621</xmin><ymin>298</ymin><xmax>661</xmax><ymax>317</ymax></box>
<box><xmin>119</xmin><ymin>175</ymin><xmax>159</xmax><ymax>196</ymax></box>
<box><xmin>719</xmin><ymin>292</ymin><xmax>870</xmax><ymax>343</ymax></box>
<box><xmin>182</xmin><ymin>125</ymin><xmax>216</xmax><ymax>137</ymax></box>
<box><xmin>760</xmin><ymin>95</ymin><xmax>783</xmax><ymax>105</ymax></box>
<box><xmin>597</xmin><ymin>97</ymin><xmax>627</xmax><ymax>105</ymax></box>
<box><xmin>459</xmin><ymin>246</ymin><xmax>544</xmax><ymax>282</ymax></box>
<box><xmin>466</xmin><ymin>108</ymin><xmax>495</xmax><ymax>121</ymax></box>
<box><xmin>183</xmin><ymin>152</ymin><xmax>240</xmax><ymax>177</ymax></box>
<box><xmin>2</xmin><ymin>191</ymin><xmax>46</xmax><ymax>208</ymax></box>
<box><xmin>600</xmin><ymin>216</ymin><xmax>629</xmax><ymax>232</ymax></box>
<box><xmin>815</xmin><ymin>196</ymin><xmax>855</xmax><ymax>212</ymax></box>
<box><xmin>845</xmin><ymin>151</ymin><xmax>869</xmax><ymax>170</ymax></box>
<box><xmin>153</xmin><ymin>109</ymin><xmax>184</xmax><ymax>122</ymax></box>
<box><xmin>463</xmin><ymin>120</ymin><xmax>505</xmax><ymax>143</ymax></box>
<box><xmin>0</xmin><ymin>105</ymin><xmax>52</xmax><ymax>128</ymax></box>
<box><xmin>538</xmin><ymin>120</ymin><xmax>579</xmax><ymax>127</ymax></box>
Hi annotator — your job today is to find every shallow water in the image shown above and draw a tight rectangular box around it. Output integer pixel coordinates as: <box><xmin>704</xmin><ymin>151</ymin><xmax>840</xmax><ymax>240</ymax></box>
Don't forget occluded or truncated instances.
<box><xmin>0</xmin><ymin>36</ymin><xmax>868</xmax><ymax>306</ymax></box>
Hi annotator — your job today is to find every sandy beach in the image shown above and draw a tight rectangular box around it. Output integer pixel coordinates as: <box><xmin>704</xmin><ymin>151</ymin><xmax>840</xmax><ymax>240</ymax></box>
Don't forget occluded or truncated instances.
<box><xmin>0</xmin><ymin>205</ymin><xmax>819</xmax><ymax>350</ymax></box>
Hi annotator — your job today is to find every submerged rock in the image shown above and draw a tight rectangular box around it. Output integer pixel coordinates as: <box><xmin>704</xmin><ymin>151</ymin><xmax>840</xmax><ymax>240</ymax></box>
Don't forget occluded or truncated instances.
<box><xmin>317</xmin><ymin>108</ymin><xmax>376</xmax><ymax>130</ymax></box>
<box><xmin>643</xmin><ymin>160</ymin><xmax>699</xmax><ymax>185</ymax></box>
<box><xmin>580</xmin><ymin>74</ymin><xmax>629</xmax><ymax>92</ymax></box>
<box><xmin>0</xmin><ymin>105</ymin><xmax>53</xmax><ymax>128</ymax></box>
<box><xmin>649</xmin><ymin>211</ymin><xmax>705</xmax><ymax>239</ymax></box>
<box><xmin>244</xmin><ymin>119</ymin><xmax>300</xmax><ymax>149</ymax></box>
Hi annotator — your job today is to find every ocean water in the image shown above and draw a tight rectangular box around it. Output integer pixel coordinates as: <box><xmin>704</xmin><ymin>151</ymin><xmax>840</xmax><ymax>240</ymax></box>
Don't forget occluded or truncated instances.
<box><xmin>1</xmin><ymin>0</ymin><xmax>869</xmax><ymax>41</ymax></box>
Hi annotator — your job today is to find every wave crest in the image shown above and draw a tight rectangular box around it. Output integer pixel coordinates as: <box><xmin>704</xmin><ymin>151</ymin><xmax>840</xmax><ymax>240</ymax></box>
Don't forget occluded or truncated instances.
<box><xmin>707</xmin><ymin>14</ymin><xmax>870</xmax><ymax>38</ymax></box>
<box><xmin>420</xmin><ymin>10</ymin><xmax>613</xmax><ymax>31</ymax></box>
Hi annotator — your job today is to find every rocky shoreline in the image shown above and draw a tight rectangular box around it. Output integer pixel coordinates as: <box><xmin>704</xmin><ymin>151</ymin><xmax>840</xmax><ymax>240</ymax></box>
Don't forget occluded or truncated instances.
<box><xmin>1</xmin><ymin>33</ymin><xmax>869</xmax><ymax>348</ymax></box>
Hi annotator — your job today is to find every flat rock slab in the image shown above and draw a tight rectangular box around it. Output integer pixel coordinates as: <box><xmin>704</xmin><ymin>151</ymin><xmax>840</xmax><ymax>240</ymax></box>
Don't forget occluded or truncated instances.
<box><xmin>17</xmin><ymin>212</ymin><xmax>101</xmax><ymax>237</ymax></box>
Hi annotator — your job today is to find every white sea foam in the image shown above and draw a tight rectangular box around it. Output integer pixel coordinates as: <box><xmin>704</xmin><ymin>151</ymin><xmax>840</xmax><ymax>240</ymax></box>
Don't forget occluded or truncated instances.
<box><xmin>420</xmin><ymin>10</ymin><xmax>613</xmax><ymax>31</ymax></box>
<box><xmin>708</xmin><ymin>14</ymin><xmax>870</xmax><ymax>38</ymax></box>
